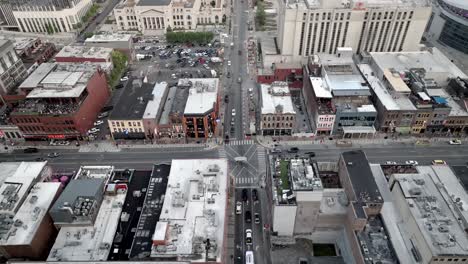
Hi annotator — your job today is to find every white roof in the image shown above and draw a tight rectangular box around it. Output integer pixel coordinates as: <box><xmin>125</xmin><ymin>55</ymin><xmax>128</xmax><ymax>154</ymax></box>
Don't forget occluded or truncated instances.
<box><xmin>48</xmin><ymin>192</ymin><xmax>126</xmax><ymax>261</ymax></box>
<box><xmin>0</xmin><ymin>162</ymin><xmax>46</xmax><ymax>215</ymax></box>
<box><xmin>310</xmin><ymin>77</ymin><xmax>332</xmax><ymax>98</ymax></box>
<box><xmin>152</xmin><ymin>221</ymin><xmax>168</xmax><ymax>241</ymax></box>
<box><xmin>85</xmin><ymin>34</ymin><xmax>133</xmax><ymax>43</ymax></box>
<box><xmin>151</xmin><ymin>159</ymin><xmax>228</xmax><ymax>262</ymax></box>
<box><xmin>143</xmin><ymin>82</ymin><xmax>168</xmax><ymax>119</ymax></box>
<box><xmin>26</xmin><ymin>84</ymin><xmax>87</xmax><ymax>98</ymax></box>
<box><xmin>74</xmin><ymin>166</ymin><xmax>114</xmax><ymax>180</ymax></box>
<box><xmin>56</xmin><ymin>45</ymin><xmax>113</xmax><ymax>60</ymax></box>
<box><xmin>0</xmin><ymin>162</ymin><xmax>22</xmax><ymax>186</ymax></box>
<box><xmin>357</xmin><ymin>104</ymin><xmax>376</xmax><ymax>112</ymax></box>
<box><xmin>1</xmin><ymin>182</ymin><xmax>61</xmax><ymax>246</ymax></box>
<box><xmin>41</xmin><ymin>71</ymin><xmax>83</xmax><ymax>87</ymax></box>
<box><xmin>183</xmin><ymin>79</ymin><xmax>219</xmax><ymax>115</ymax></box>
<box><xmin>261</xmin><ymin>83</ymin><xmax>296</xmax><ymax>115</ymax></box>
<box><xmin>19</xmin><ymin>63</ymin><xmax>56</xmax><ymax>89</ymax></box>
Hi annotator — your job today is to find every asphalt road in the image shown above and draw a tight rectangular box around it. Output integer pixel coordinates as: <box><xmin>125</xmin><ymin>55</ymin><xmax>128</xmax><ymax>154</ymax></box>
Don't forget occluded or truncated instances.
<box><xmin>78</xmin><ymin>0</ymin><xmax>120</xmax><ymax>42</ymax></box>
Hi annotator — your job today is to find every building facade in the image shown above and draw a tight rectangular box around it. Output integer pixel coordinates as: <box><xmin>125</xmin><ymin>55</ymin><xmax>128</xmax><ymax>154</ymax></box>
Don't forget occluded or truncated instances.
<box><xmin>260</xmin><ymin>82</ymin><xmax>296</xmax><ymax>136</ymax></box>
<box><xmin>10</xmin><ymin>0</ymin><xmax>93</xmax><ymax>33</ymax></box>
<box><xmin>0</xmin><ymin>40</ymin><xmax>27</xmax><ymax>96</ymax></box>
<box><xmin>114</xmin><ymin>0</ymin><xmax>225</xmax><ymax>34</ymax></box>
<box><xmin>13</xmin><ymin>37</ymin><xmax>57</xmax><ymax>66</ymax></box>
<box><xmin>9</xmin><ymin>63</ymin><xmax>110</xmax><ymax>140</ymax></box>
<box><xmin>277</xmin><ymin>0</ymin><xmax>431</xmax><ymax>61</ymax></box>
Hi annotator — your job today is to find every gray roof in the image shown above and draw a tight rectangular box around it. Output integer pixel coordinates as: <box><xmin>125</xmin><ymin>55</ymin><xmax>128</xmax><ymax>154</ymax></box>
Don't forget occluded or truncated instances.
<box><xmin>342</xmin><ymin>150</ymin><xmax>382</xmax><ymax>203</ymax></box>
<box><xmin>50</xmin><ymin>178</ymin><xmax>104</xmax><ymax>213</ymax></box>
<box><xmin>137</xmin><ymin>0</ymin><xmax>171</xmax><ymax>6</ymax></box>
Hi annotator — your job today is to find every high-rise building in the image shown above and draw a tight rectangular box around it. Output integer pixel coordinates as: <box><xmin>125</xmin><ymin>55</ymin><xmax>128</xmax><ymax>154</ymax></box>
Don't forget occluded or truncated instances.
<box><xmin>0</xmin><ymin>39</ymin><xmax>27</xmax><ymax>96</ymax></box>
<box><xmin>277</xmin><ymin>0</ymin><xmax>431</xmax><ymax>61</ymax></box>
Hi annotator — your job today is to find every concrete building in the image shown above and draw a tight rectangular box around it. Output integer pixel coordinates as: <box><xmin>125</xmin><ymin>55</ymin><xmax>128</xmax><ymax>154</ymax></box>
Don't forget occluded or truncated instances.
<box><xmin>84</xmin><ymin>34</ymin><xmax>134</xmax><ymax>61</ymax></box>
<box><xmin>55</xmin><ymin>45</ymin><xmax>113</xmax><ymax>64</ymax></box>
<box><xmin>0</xmin><ymin>2</ymin><xmax>18</xmax><ymax>30</ymax></box>
<box><xmin>276</xmin><ymin>0</ymin><xmax>431</xmax><ymax>63</ymax></box>
<box><xmin>182</xmin><ymin>78</ymin><xmax>219</xmax><ymax>139</ymax></box>
<box><xmin>10</xmin><ymin>0</ymin><xmax>93</xmax><ymax>33</ymax></box>
<box><xmin>108</xmin><ymin>80</ymin><xmax>156</xmax><ymax>140</ymax></box>
<box><xmin>358</xmin><ymin>47</ymin><xmax>468</xmax><ymax>135</ymax></box>
<box><xmin>142</xmin><ymin>81</ymin><xmax>169</xmax><ymax>140</ymax></box>
<box><xmin>388</xmin><ymin>165</ymin><xmax>468</xmax><ymax>263</ymax></box>
<box><xmin>427</xmin><ymin>0</ymin><xmax>468</xmax><ymax>54</ymax></box>
<box><xmin>0</xmin><ymin>39</ymin><xmax>27</xmax><ymax>97</ymax></box>
<box><xmin>9</xmin><ymin>62</ymin><xmax>110</xmax><ymax>140</ymax></box>
<box><xmin>155</xmin><ymin>82</ymin><xmax>188</xmax><ymax>142</ymax></box>
<box><xmin>12</xmin><ymin>37</ymin><xmax>56</xmax><ymax>68</ymax></box>
<box><xmin>0</xmin><ymin>161</ymin><xmax>56</xmax><ymax>260</ymax></box>
<box><xmin>303</xmin><ymin>48</ymin><xmax>377</xmax><ymax>136</ymax></box>
<box><xmin>114</xmin><ymin>0</ymin><xmax>225</xmax><ymax>34</ymax></box>
<box><xmin>150</xmin><ymin>159</ymin><xmax>228</xmax><ymax>263</ymax></box>
<box><xmin>47</xmin><ymin>165</ymin><xmax>127</xmax><ymax>262</ymax></box>
<box><xmin>260</xmin><ymin>81</ymin><xmax>296</xmax><ymax>136</ymax></box>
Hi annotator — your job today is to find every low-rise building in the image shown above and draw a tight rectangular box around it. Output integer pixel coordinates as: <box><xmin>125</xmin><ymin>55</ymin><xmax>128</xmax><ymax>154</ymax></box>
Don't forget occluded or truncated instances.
<box><xmin>156</xmin><ymin>84</ymin><xmax>187</xmax><ymax>142</ymax></box>
<box><xmin>55</xmin><ymin>45</ymin><xmax>113</xmax><ymax>64</ymax></box>
<box><xmin>0</xmin><ymin>39</ymin><xmax>27</xmax><ymax>98</ymax></box>
<box><xmin>260</xmin><ymin>81</ymin><xmax>296</xmax><ymax>136</ymax></box>
<box><xmin>114</xmin><ymin>0</ymin><xmax>225</xmax><ymax>34</ymax></box>
<box><xmin>150</xmin><ymin>159</ymin><xmax>228</xmax><ymax>263</ymax></box>
<box><xmin>182</xmin><ymin>78</ymin><xmax>219</xmax><ymax>139</ymax></box>
<box><xmin>142</xmin><ymin>82</ymin><xmax>169</xmax><ymax>140</ymax></box>
<box><xmin>84</xmin><ymin>33</ymin><xmax>135</xmax><ymax>61</ymax></box>
<box><xmin>12</xmin><ymin>37</ymin><xmax>56</xmax><ymax>68</ymax></box>
<box><xmin>257</xmin><ymin>62</ymin><xmax>303</xmax><ymax>89</ymax></box>
<box><xmin>10</xmin><ymin>63</ymin><xmax>110</xmax><ymax>140</ymax></box>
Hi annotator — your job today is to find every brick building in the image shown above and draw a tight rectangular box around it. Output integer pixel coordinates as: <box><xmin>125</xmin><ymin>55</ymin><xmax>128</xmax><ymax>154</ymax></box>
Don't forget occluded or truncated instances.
<box><xmin>257</xmin><ymin>62</ymin><xmax>303</xmax><ymax>89</ymax></box>
<box><xmin>9</xmin><ymin>63</ymin><xmax>110</xmax><ymax>140</ymax></box>
<box><xmin>13</xmin><ymin>37</ymin><xmax>56</xmax><ymax>67</ymax></box>
<box><xmin>55</xmin><ymin>45</ymin><xmax>113</xmax><ymax>64</ymax></box>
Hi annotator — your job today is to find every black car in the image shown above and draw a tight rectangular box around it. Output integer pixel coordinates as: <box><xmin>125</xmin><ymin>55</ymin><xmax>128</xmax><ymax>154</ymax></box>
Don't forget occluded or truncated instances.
<box><xmin>115</xmin><ymin>83</ymin><xmax>124</xmax><ymax>89</ymax></box>
<box><xmin>252</xmin><ymin>189</ymin><xmax>258</xmax><ymax>201</ymax></box>
<box><xmin>305</xmin><ymin>151</ymin><xmax>316</xmax><ymax>157</ymax></box>
<box><xmin>24</xmin><ymin>147</ymin><xmax>38</xmax><ymax>153</ymax></box>
<box><xmin>242</xmin><ymin>189</ymin><xmax>248</xmax><ymax>202</ymax></box>
<box><xmin>224</xmin><ymin>95</ymin><xmax>229</xmax><ymax>103</ymax></box>
<box><xmin>288</xmin><ymin>147</ymin><xmax>299</xmax><ymax>153</ymax></box>
<box><xmin>245</xmin><ymin>211</ymin><xmax>252</xmax><ymax>223</ymax></box>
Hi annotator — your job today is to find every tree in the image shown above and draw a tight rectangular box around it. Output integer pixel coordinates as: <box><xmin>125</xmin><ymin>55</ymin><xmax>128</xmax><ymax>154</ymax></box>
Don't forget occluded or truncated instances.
<box><xmin>166</xmin><ymin>25</ymin><xmax>172</xmax><ymax>32</ymax></box>
<box><xmin>84</xmin><ymin>32</ymin><xmax>94</xmax><ymax>39</ymax></box>
<box><xmin>256</xmin><ymin>1</ymin><xmax>266</xmax><ymax>28</ymax></box>
<box><xmin>108</xmin><ymin>51</ymin><xmax>128</xmax><ymax>88</ymax></box>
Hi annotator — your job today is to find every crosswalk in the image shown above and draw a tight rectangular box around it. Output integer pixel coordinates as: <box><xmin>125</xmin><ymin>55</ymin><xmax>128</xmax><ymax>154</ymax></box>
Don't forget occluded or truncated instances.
<box><xmin>226</xmin><ymin>139</ymin><xmax>255</xmax><ymax>146</ymax></box>
<box><xmin>235</xmin><ymin>177</ymin><xmax>256</xmax><ymax>184</ymax></box>
<box><xmin>256</xmin><ymin>146</ymin><xmax>266</xmax><ymax>175</ymax></box>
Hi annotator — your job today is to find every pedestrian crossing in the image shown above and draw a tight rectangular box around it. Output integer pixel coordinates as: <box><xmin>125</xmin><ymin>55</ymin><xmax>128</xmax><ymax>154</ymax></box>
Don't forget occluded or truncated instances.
<box><xmin>235</xmin><ymin>177</ymin><xmax>256</xmax><ymax>184</ymax></box>
<box><xmin>226</xmin><ymin>139</ymin><xmax>255</xmax><ymax>146</ymax></box>
<box><xmin>218</xmin><ymin>148</ymin><xmax>227</xmax><ymax>159</ymax></box>
<box><xmin>256</xmin><ymin>146</ymin><xmax>266</xmax><ymax>174</ymax></box>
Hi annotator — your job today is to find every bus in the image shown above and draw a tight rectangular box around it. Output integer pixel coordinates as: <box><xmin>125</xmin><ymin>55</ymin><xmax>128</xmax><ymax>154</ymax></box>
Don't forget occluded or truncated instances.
<box><xmin>245</xmin><ymin>251</ymin><xmax>254</xmax><ymax>264</ymax></box>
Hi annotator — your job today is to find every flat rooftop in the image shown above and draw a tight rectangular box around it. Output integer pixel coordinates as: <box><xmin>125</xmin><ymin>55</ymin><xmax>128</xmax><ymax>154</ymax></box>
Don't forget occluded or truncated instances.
<box><xmin>143</xmin><ymin>82</ymin><xmax>168</xmax><ymax>120</ymax></box>
<box><xmin>110</xmin><ymin>81</ymin><xmax>155</xmax><ymax>120</ymax></box>
<box><xmin>0</xmin><ymin>182</ymin><xmax>61</xmax><ymax>246</ymax></box>
<box><xmin>426</xmin><ymin>88</ymin><xmax>468</xmax><ymax>117</ymax></box>
<box><xmin>137</xmin><ymin>0</ymin><xmax>172</xmax><ymax>6</ymax></box>
<box><xmin>261</xmin><ymin>82</ymin><xmax>296</xmax><ymax>115</ymax></box>
<box><xmin>183</xmin><ymin>78</ymin><xmax>219</xmax><ymax>115</ymax></box>
<box><xmin>56</xmin><ymin>45</ymin><xmax>113</xmax><ymax>60</ymax></box>
<box><xmin>0</xmin><ymin>162</ymin><xmax>22</xmax><ymax>187</ymax></box>
<box><xmin>159</xmin><ymin>86</ymin><xmax>179</xmax><ymax>125</ymax></box>
<box><xmin>310</xmin><ymin>77</ymin><xmax>332</xmax><ymax>99</ymax></box>
<box><xmin>74</xmin><ymin>165</ymin><xmax>114</xmax><ymax>180</ymax></box>
<box><xmin>290</xmin><ymin>158</ymin><xmax>323</xmax><ymax>191</ymax></box>
<box><xmin>151</xmin><ymin>159</ymin><xmax>228</xmax><ymax>262</ymax></box>
<box><xmin>47</xmin><ymin>192</ymin><xmax>126</xmax><ymax>261</ymax></box>
<box><xmin>286</xmin><ymin>0</ymin><xmax>430</xmax><ymax>9</ymax></box>
<box><xmin>341</xmin><ymin>150</ymin><xmax>382</xmax><ymax>203</ymax></box>
<box><xmin>85</xmin><ymin>34</ymin><xmax>133</xmax><ymax>43</ymax></box>
<box><xmin>11</xmin><ymin>37</ymin><xmax>39</xmax><ymax>51</ymax></box>
<box><xmin>393</xmin><ymin>166</ymin><xmax>468</xmax><ymax>257</ymax></box>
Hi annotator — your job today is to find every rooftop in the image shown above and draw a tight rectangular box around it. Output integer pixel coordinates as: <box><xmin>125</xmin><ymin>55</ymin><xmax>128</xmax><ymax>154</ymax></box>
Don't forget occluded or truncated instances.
<box><xmin>286</xmin><ymin>0</ymin><xmax>430</xmax><ymax>9</ymax></box>
<box><xmin>0</xmin><ymin>182</ymin><xmax>61</xmax><ymax>245</ymax></box>
<box><xmin>11</xmin><ymin>37</ymin><xmax>39</xmax><ymax>51</ymax></box>
<box><xmin>74</xmin><ymin>165</ymin><xmax>114</xmax><ymax>180</ymax></box>
<box><xmin>183</xmin><ymin>78</ymin><xmax>219</xmax><ymax>115</ymax></box>
<box><xmin>426</xmin><ymin>88</ymin><xmax>468</xmax><ymax>117</ymax></box>
<box><xmin>310</xmin><ymin>77</ymin><xmax>332</xmax><ymax>99</ymax></box>
<box><xmin>392</xmin><ymin>166</ymin><xmax>468</xmax><ymax>257</ymax></box>
<box><xmin>0</xmin><ymin>162</ymin><xmax>46</xmax><ymax>215</ymax></box>
<box><xmin>151</xmin><ymin>159</ymin><xmax>228</xmax><ymax>262</ymax></box>
<box><xmin>0</xmin><ymin>162</ymin><xmax>22</xmax><ymax>187</ymax></box>
<box><xmin>110</xmin><ymin>81</ymin><xmax>155</xmax><ymax>120</ymax></box>
<box><xmin>48</xmin><ymin>191</ymin><xmax>126</xmax><ymax>261</ymax></box>
<box><xmin>137</xmin><ymin>0</ymin><xmax>172</xmax><ymax>6</ymax></box>
<box><xmin>159</xmin><ymin>86</ymin><xmax>179</xmax><ymax>125</ymax></box>
<box><xmin>356</xmin><ymin>217</ymin><xmax>398</xmax><ymax>263</ymax></box>
<box><xmin>341</xmin><ymin>150</ymin><xmax>382</xmax><ymax>204</ymax></box>
<box><xmin>55</xmin><ymin>45</ymin><xmax>113</xmax><ymax>60</ymax></box>
<box><xmin>290</xmin><ymin>158</ymin><xmax>323</xmax><ymax>191</ymax></box>
<box><xmin>261</xmin><ymin>82</ymin><xmax>296</xmax><ymax>115</ymax></box>
<box><xmin>85</xmin><ymin>34</ymin><xmax>133</xmax><ymax>43</ymax></box>
<box><xmin>143</xmin><ymin>82</ymin><xmax>168</xmax><ymax>120</ymax></box>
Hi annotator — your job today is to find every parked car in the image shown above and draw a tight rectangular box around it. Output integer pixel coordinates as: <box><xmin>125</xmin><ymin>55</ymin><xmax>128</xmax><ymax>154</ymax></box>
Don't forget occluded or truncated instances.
<box><xmin>385</xmin><ymin>161</ymin><xmax>397</xmax><ymax>165</ymax></box>
<box><xmin>242</xmin><ymin>189</ymin><xmax>248</xmax><ymax>202</ymax></box>
<box><xmin>115</xmin><ymin>83</ymin><xmax>124</xmax><ymax>89</ymax></box>
<box><xmin>252</xmin><ymin>189</ymin><xmax>258</xmax><ymax>201</ymax></box>
<box><xmin>94</xmin><ymin>120</ymin><xmax>104</xmax><ymax>126</ymax></box>
<box><xmin>432</xmin><ymin>160</ymin><xmax>447</xmax><ymax>165</ymax></box>
<box><xmin>405</xmin><ymin>160</ymin><xmax>419</xmax><ymax>165</ymax></box>
<box><xmin>98</xmin><ymin>112</ymin><xmax>109</xmax><ymax>119</ymax></box>
<box><xmin>305</xmin><ymin>151</ymin><xmax>315</xmax><ymax>157</ymax></box>
<box><xmin>232</xmin><ymin>109</ymin><xmax>236</xmax><ymax>116</ymax></box>
<box><xmin>288</xmin><ymin>147</ymin><xmax>299</xmax><ymax>153</ymax></box>
<box><xmin>271</xmin><ymin>148</ymin><xmax>282</xmax><ymax>154</ymax></box>
<box><xmin>224</xmin><ymin>95</ymin><xmax>229</xmax><ymax>103</ymax></box>
<box><xmin>120</xmin><ymin>76</ymin><xmax>129</xmax><ymax>82</ymax></box>
<box><xmin>245</xmin><ymin>211</ymin><xmax>252</xmax><ymax>223</ymax></box>
<box><xmin>236</xmin><ymin>202</ymin><xmax>242</xmax><ymax>214</ymax></box>
<box><xmin>245</xmin><ymin>229</ymin><xmax>252</xmax><ymax>245</ymax></box>
<box><xmin>227</xmin><ymin>60</ymin><xmax>231</xmax><ymax>66</ymax></box>
<box><xmin>88</xmin><ymin>128</ymin><xmax>100</xmax><ymax>134</ymax></box>
<box><xmin>47</xmin><ymin>152</ymin><xmax>59</xmax><ymax>158</ymax></box>
<box><xmin>449</xmin><ymin>139</ymin><xmax>462</xmax><ymax>145</ymax></box>
<box><xmin>24</xmin><ymin>147</ymin><xmax>38</xmax><ymax>153</ymax></box>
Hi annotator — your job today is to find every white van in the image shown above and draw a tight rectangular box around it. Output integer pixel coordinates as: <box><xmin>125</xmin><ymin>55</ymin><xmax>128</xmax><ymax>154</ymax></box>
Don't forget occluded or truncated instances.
<box><xmin>245</xmin><ymin>251</ymin><xmax>254</xmax><ymax>264</ymax></box>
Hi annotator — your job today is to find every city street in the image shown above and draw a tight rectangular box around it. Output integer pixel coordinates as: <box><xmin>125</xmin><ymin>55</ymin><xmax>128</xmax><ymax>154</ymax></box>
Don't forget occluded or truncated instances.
<box><xmin>78</xmin><ymin>0</ymin><xmax>120</xmax><ymax>42</ymax></box>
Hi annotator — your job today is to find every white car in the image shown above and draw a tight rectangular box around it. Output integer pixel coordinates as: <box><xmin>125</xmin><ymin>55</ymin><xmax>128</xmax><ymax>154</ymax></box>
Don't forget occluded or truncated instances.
<box><xmin>449</xmin><ymin>139</ymin><xmax>462</xmax><ymax>145</ymax></box>
<box><xmin>120</xmin><ymin>76</ymin><xmax>129</xmax><ymax>82</ymax></box>
<box><xmin>236</xmin><ymin>202</ymin><xmax>242</xmax><ymax>214</ymax></box>
<box><xmin>405</xmin><ymin>160</ymin><xmax>419</xmax><ymax>165</ymax></box>
<box><xmin>385</xmin><ymin>161</ymin><xmax>397</xmax><ymax>165</ymax></box>
<box><xmin>245</xmin><ymin>229</ymin><xmax>252</xmax><ymax>245</ymax></box>
<box><xmin>227</xmin><ymin>60</ymin><xmax>231</xmax><ymax>66</ymax></box>
<box><xmin>232</xmin><ymin>109</ymin><xmax>236</xmax><ymax>116</ymax></box>
<box><xmin>94</xmin><ymin>120</ymin><xmax>104</xmax><ymax>126</ymax></box>
<box><xmin>88</xmin><ymin>128</ymin><xmax>100</xmax><ymax>134</ymax></box>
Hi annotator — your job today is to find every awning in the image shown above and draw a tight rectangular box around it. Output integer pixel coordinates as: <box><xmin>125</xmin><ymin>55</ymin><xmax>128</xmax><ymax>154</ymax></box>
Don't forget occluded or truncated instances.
<box><xmin>342</xmin><ymin>126</ymin><xmax>376</xmax><ymax>134</ymax></box>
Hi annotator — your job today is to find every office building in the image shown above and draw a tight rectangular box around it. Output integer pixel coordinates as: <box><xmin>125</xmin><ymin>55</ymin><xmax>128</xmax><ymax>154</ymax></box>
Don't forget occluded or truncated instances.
<box><xmin>260</xmin><ymin>81</ymin><xmax>296</xmax><ymax>136</ymax></box>
<box><xmin>427</xmin><ymin>0</ymin><xmax>468</xmax><ymax>54</ymax></box>
<box><xmin>276</xmin><ymin>0</ymin><xmax>431</xmax><ymax>62</ymax></box>
<box><xmin>151</xmin><ymin>159</ymin><xmax>228</xmax><ymax>263</ymax></box>
<box><xmin>0</xmin><ymin>39</ymin><xmax>27</xmax><ymax>96</ymax></box>
<box><xmin>10</xmin><ymin>0</ymin><xmax>93</xmax><ymax>33</ymax></box>
<box><xmin>114</xmin><ymin>0</ymin><xmax>225</xmax><ymax>34</ymax></box>
<box><xmin>10</xmin><ymin>63</ymin><xmax>110</xmax><ymax>140</ymax></box>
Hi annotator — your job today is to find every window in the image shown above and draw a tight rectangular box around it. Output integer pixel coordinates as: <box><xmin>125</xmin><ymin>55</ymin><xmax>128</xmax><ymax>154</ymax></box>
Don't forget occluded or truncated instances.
<box><xmin>128</xmin><ymin>122</ymin><xmax>132</xmax><ymax>127</ymax></box>
<box><xmin>6</xmin><ymin>52</ymin><xmax>15</xmax><ymax>64</ymax></box>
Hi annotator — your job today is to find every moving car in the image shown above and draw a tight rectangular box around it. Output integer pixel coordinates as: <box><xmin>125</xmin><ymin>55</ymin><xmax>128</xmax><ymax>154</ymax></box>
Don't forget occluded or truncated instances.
<box><xmin>232</xmin><ymin>109</ymin><xmax>236</xmax><ymax>116</ymax></box>
<box><xmin>305</xmin><ymin>151</ymin><xmax>315</xmax><ymax>157</ymax></box>
<box><xmin>242</xmin><ymin>189</ymin><xmax>248</xmax><ymax>201</ymax></box>
<box><xmin>227</xmin><ymin>60</ymin><xmax>231</xmax><ymax>66</ymax></box>
<box><xmin>245</xmin><ymin>211</ymin><xmax>252</xmax><ymax>223</ymax></box>
<box><xmin>405</xmin><ymin>160</ymin><xmax>419</xmax><ymax>165</ymax></box>
<box><xmin>94</xmin><ymin>120</ymin><xmax>104</xmax><ymax>126</ymax></box>
<box><xmin>245</xmin><ymin>229</ymin><xmax>252</xmax><ymax>245</ymax></box>
<box><xmin>254</xmin><ymin>213</ymin><xmax>260</xmax><ymax>224</ymax></box>
<box><xmin>385</xmin><ymin>161</ymin><xmax>397</xmax><ymax>165</ymax></box>
<box><xmin>288</xmin><ymin>147</ymin><xmax>299</xmax><ymax>153</ymax></box>
<box><xmin>245</xmin><ymin>251</ymin><xmax>254</xmax><ymax>264</ymax></box>
<box><xmin>432</xmin><ymin>160</ymin><xmax>447</xmax><ymax>165</ymax></box>
<box><xmin>252</xmin><ymin>189</ymin><xmax>258</xmax><ymax>201</ymax></box>
<box><xmin>271</xmin><ymin>148</ymin><xmax>282</xmax><ymax>154</ymax></box>
<box><xmin>120</xmin><ymin>76</ymin><xmax>129</xmax><ymax>82</ymax></box>
<box><xmin>236</xmin><ymin>201</ymin><xmax>242</xmax><ymax>214</ymax></box>
<box><xmin>115</xmin><ymin>83</ymin><xmax>124</xmax><ymax>89</ymax></box>
<box><xmin>237</xmin><ymin>77</ymin><xmax>242</xmax><ymax>83</ymax></box>
<box><xmin>449</xmin><ymin>139</ymin><xmax>462</xmax><ymax>145</ymax></box>
<box><xmin>47</xmin><ymin>152</ymin><xmax>59</xmax><ymax>158</ymax></box>
<box><xmin>23</xmin><ymin>147</ymin><xmax>38</xmax><ymax>153</ymax></box>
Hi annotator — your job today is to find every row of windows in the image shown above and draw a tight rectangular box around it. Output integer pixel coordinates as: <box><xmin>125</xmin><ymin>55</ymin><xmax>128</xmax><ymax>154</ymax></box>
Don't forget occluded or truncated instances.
<box><xmin>20</xmin><ymin>126</ymin><xmax>76</xmax><ymax>133</ymax></box>
<box><xmin>302</xmin><ymin>12</ymin><xmax>351</xmax><ymax>21</ymax></box>
<box><xmin>264</xmin><ymin>123</ymin><xmax>293</xmax><ymax>128</ymax></box>
<box><xmin>112</xmin><ymin>121</ymin><xmax>142</xmax><ymax>127</ymax></box>
<box><xmin>14</xmin><ymin>118</ymin><xmax>74</xmax><ymax>125</ymax></box>
<box><xmin>263</xmin><ymin>116</ymin><xmax>294</xmax><ymax>121</ymax></box>
<box><xmin>114</xmin><ymin>127</ymin><xmax>143</xmax><ymax>133</ymax></box>
<box><xmin>433</xmin><ymin>257</ymin><xmax>468</xmax><ymax>261</ymax></box>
